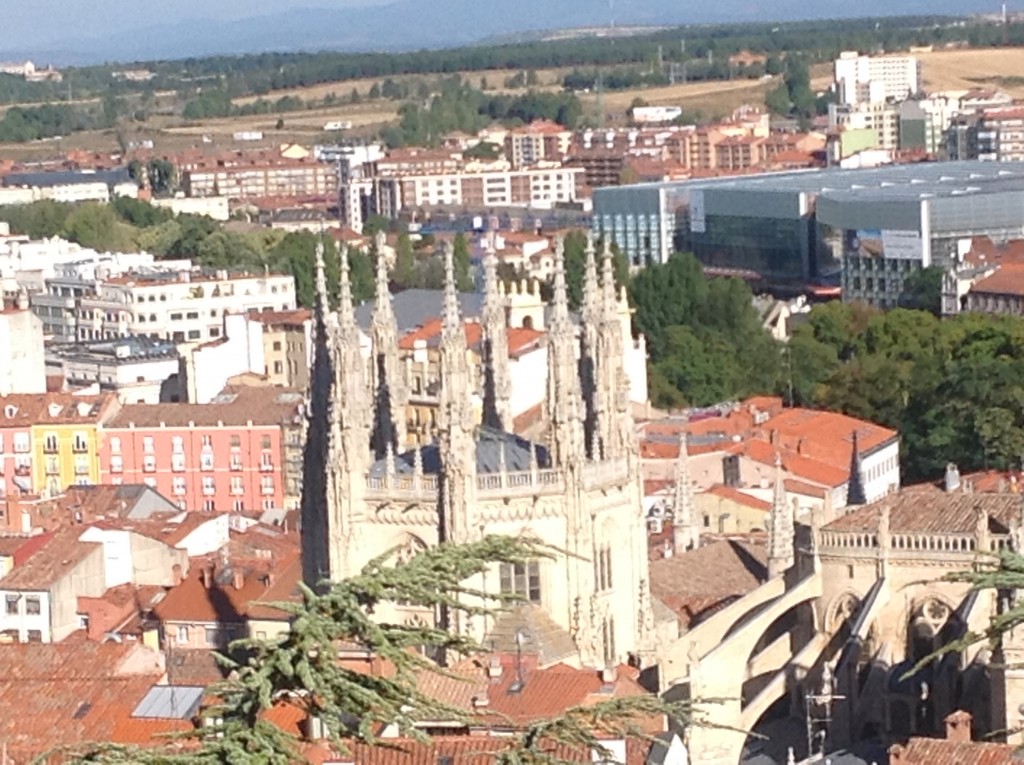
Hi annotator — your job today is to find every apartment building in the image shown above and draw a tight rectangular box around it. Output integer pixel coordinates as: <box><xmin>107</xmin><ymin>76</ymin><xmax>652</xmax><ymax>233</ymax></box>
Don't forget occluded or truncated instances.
<box><xmin>45</xmin><ymin>337</ymin><xmax>180</xmax><ymax>404</ymax></box>
<box><xmin>76</xmin><ymin>269</ymin><xmax>296</xmax><ymax>344</ymax></box>
<box><xmin>0</xmin><ymin>393</ymin><xmax>120</xmax><ymax>498</ymax></box>
<box><xmin>834</xmin><ymin>51</ymin><xmax>921</xmax><ymax>106</ymax></box>
<box><xmin>397</xmin><ymin>166</ymin><xmax>585</xmax><ymax>209</ymax></box>
<box><xmin>250</xmin><ymin>309</ymin><xmax>313</xmax><ymax>389</ymax></box>
<box><xmin>0</xmin><ymin>294</ymin><xmax>45</xmax><ymax>396</ymax></box>
<box><xmin>505</xmin><ymin>120</ymin><xmax>573</xmax><ymax>168</ymax></box>
<box><xmin>181</xmin><ymin>159</ymin><xmax>336</xmax><ymax>201</ymax></box>
<box><xmin>100</xmin><ymin>386</ymin><xmax>305</xmax><ymax>513</ymax></box>
<box><xmin>829</xmin><ymin>101</ymin><xmax>901</xmax><ymax>151</ymax></box>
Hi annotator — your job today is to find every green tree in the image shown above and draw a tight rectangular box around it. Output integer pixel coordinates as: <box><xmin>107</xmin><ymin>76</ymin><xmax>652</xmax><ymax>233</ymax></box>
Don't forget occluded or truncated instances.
<box><xmin>394</xmin><ymin>232</ymin><xmax>416</xmax><ymax>288</ymax></box>
<box><xmin>898</xmin><ymin>266</ymin><xmax>943</xmax><ymax>315</ymax></box>
<box><xmin>56</xmin><ymin>536</ymin><xmax>706</xmax><ymax>764</ymax></box>
<box><xmin>452</xmin><ymin>232</ymin><xmax>473</xmax><ymax>292</ymax></box>
<box><xmin>147</xmin><ymin>159</ymin><xmax>177</xmax><ymax>196</ymax></box>
<box><xmin>62</xmin><ymin>203</ymin><xmax>135</xmax><ymax>251</ymax></box>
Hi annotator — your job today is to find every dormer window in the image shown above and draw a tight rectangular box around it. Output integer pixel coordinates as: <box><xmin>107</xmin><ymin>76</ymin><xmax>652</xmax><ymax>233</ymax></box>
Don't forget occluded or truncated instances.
<box><xmin>47</xmin><ymin>403</ymin><xmax>62</xmax><ymax>418</ymax></box>
<box><xmin>3</xmin><ymin>405</ymin><xmax>15</xmax><ymax>418</ymax></box>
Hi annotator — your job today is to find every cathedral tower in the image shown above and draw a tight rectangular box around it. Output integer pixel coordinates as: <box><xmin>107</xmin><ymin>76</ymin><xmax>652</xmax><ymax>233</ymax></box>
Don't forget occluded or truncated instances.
<box><xmin>545</xmin><ymin>237</ymin><xmax>586</xmax><ymax>468</ymax></box>
<box><xmin>480</xmin><ymin>231</ymin><xmax>512</xmax><ymax>431</ymax></box>
<box><xmin>768</xmin><ymin>454</ymin><xmax>794</xmax><ymax>578</ymax></box>
<box><xmin>437</xmin><ymin>243</ymin><xmax>477</xmax><ymax>545</ymax></box>
<box><xmin>579</xmin><ymin>234</ymin><xmax>602</xmax><ymax>459</ymax></box>
<box><xmin>369</xmin><ymin>231</ymin><xmax>408</xmax><ymax>456</ymax></box>
<box><xmin>672</xmin><ymin>434</ymin><xmax>701</xmax><ymax>553</ymax></box>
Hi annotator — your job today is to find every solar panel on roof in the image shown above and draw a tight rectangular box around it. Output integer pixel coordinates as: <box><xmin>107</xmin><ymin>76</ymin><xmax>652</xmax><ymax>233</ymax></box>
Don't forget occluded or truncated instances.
<box><xmin>131</xmin><ymin>685</ymin><xmax>205</xmax><ymax>719</ymax></box>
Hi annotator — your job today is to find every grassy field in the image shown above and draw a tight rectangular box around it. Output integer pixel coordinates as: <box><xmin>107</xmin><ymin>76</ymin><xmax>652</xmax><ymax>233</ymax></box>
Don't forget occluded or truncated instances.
<box><xmin>915</xmin><ymin>47</ymin><xmax>1024</xmax><ymax>97</ymax></box>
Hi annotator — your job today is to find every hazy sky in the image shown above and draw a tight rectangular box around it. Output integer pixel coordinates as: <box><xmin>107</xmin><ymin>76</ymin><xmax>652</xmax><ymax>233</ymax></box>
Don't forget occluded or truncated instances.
<box><xmin>4</xmin><ymin>0</ymin><xmax>378</xmax><ymax>48</ymax></box>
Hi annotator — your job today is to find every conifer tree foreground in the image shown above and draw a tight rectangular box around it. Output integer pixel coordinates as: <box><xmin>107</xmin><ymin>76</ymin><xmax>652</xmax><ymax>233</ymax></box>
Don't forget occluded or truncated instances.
<box><xmin>46</xmin><ymin>536</ymin><xmax>713</xmax><ymax>765</ymax></box>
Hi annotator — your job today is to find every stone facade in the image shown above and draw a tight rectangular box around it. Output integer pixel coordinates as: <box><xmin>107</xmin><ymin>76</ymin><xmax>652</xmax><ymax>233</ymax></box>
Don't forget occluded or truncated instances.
<box><xmin>300</xmin><ymin>234</ymin><xmax>655</xmax><ymax>669</ymax></box>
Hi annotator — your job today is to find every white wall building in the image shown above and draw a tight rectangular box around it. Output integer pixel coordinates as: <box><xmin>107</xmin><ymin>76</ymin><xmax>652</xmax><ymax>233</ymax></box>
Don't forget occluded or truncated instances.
<box><xmin>77</xmin><ymin>269</ymin><xmax>296</xmax><ymax>343</ymax></box>
<box><xmin>834</xmin><ymin>51</ymin><xmax>922</xmax><ymax>106</ymax></box>
<box><xmin>151</xmin><ymin>196</ymin><xmax>230</xmax><ymax>221</ymax></box>
<box><xmin>46</xmin><ymin>338</ymin><xmax>181</xmax><ymax>404</ymax></box>
<box><xmin>180</xmin><ymin>312</ymin><xmax>266</xmax><ymax>404</ymax></box>
<box><xmin>0</xmin><ymin>293</ymin><xmax>46</xmax><ymax>396</ymax></box>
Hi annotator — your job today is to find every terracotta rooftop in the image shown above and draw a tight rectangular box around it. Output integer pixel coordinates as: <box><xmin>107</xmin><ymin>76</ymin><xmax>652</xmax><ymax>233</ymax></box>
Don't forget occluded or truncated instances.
<box><xmin>0</xmin><ymin>641</ymin><xmax>166</xmax><ymax>761</ymax></box>
<box><xmin>0</xmin><ymin>527</ymin><xmax>101</xmax><ymax>590</ymax></box>
<box><xmin>109</xmin><ymin>385</ymin><xmax>303</xmax><ymax>429</ymax></box>
<box><xmin>970</xmin><ymin>263</ymin><xmax>1024</xmax><ymax>297</ymax></box>
<box><xmin>0</xmin><ymin>392</ymin><xmax>118</xmax><ymax>426</ymax></box>
<box><xmin>824</xmin><ymin>489</ymin><xmax>1023</xmax><ymax>535</ymax></box>
<box><xmin>703</xmin><ymin>484</ymin><xmax>771</xmax><ymax>512</ymax></box>
<box><xmin>889</xmin><ymin>737</ymin><xmax>1018</xmax><ymax>764</ymax></box>
<box><xmin>248</xmin><ymin>307</ymin><xmax>312</xmax><ymax>326</ymax></box>
<box><xmin>650</xmin><ymin>536</ymin><xmax>766</xmax><ymax>628</ymax></box>
<box><xmin>399</xmin><ymin>319</ymin><xmax>545</xmax><ymax>359</ymax></box>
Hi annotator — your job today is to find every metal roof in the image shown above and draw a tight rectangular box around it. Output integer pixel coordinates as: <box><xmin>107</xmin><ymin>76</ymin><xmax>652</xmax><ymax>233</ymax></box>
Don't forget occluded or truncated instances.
<box><xmin>355</xmin><ymin>288</ymin><xmax>482</xmax><ymax>334</ymax></box>
<box><xmin>2</xmin><ymin>168</ymin><xmax>131</xmax><ymax>188</ymax></box>
<box><xmin>369</xmin><ymin>426</ymin><xmax>550</xmax><ymax>477</ymax></box>
<box><xmin>130</xmin><ymin>685</ymin><xmax>205</xmax><ymax>719</ymax></box>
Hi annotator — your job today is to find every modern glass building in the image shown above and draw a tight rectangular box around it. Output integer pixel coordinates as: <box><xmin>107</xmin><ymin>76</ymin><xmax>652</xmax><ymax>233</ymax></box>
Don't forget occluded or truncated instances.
<box><xmin>593</xmin><ymin>162</ymin><xmax>1024</xmax><ymax>306</ymax></box>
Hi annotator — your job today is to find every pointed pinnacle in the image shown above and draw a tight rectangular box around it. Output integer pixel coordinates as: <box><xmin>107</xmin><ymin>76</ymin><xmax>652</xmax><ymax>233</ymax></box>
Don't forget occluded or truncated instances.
<box><xmin>338</xmin><ymin>244</ymin><xmax>355</xmax><ymax>330</ymax></box>
<box><xmin>551</xmin><ymin>235</ymin><xmax>570</xmax><ymax>326</ymax></box>
<box><xmin>442</xmin><ymin>241</ymin><xmax>460</xmax><ymax>337</ymax></box>
<box><xmin>314</xmin><ymin>237</ymin><xmax>328</xmax><ymax>309</ymax></box>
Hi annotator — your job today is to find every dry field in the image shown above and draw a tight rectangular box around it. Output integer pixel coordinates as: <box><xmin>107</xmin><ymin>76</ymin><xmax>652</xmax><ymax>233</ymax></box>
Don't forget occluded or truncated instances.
<box><xmin>916</xmin><ymin>47</ymin><xmax>1024</xmax><ymax>96</ymax></box>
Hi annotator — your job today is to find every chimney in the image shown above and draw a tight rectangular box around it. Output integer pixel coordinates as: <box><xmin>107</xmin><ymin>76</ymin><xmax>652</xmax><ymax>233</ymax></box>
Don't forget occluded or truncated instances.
<box><xmin>487</xmin><ymin>655</ymin><xmax>503</xmax><ymax>679</ymax></box>
<box><xmin>201</xmin><ymin>564</ymin><xmax>214</xmax><ymax>589</ymax></box>
<box><xmin>172</xmin><ymin>564</ymin><xmax>183</xmax><ymax>586</ymax></box>
<box><xmin>945</xmin><ymin>463</ymin><xmax>961</xmax><ymax>493</ymax></box>
<box><xmin>601</xmin><ymin>665</ymin><xmax>617</xmax><ymax>684</ymax></box>
<box><xmin>944</xmin><ymin>709</ymin><xmax>973</xmax><ymax>743</ymax></box>
<box><xmin>233</xmin><ymin>569</ymin><xmax>245</xmax><ymax>590</ymax></box>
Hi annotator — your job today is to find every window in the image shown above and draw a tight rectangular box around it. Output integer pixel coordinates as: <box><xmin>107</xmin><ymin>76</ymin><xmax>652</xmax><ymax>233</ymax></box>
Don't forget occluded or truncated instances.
<box><xmin>232</xmin><ymin>499</ymin><xmax>244</xmax><ymax>512</ymax></box>
<box><xmin>499</xmin><ymin>561</ymin><xmax>541</xmax><ymax>604</ymax></box>
<box><xmin>202</xmin><ymin>499</ymin><xmax>215</xmax><ymax>512</ymax></box>
<box><xmin>26</xmin><ymin>630</ymin><xmax>42</xmax><ymax>643</ymax></box>
<box><xmin>260</xmin><ymin>452</ymin><xmax>273</xmax><ymax>471</ymax></box>
<box><xmin>186</xmin><ymin>311</ymin><xmax>199</xmax><ymax>320</ymax></box>
<box><xmin>594</xmin><ymin>546</ymin><xmax>613</xmax><ymax>592</ymax></box>
<box><xmin>201</xmin><ymin>435</ymin><xmax>212</xmax><ymax>447</ymax></box>
<box><xmin>273</xmin><ymin>341</ymin><xmax>282</xmax><ymax>351</ymax></box>
<box><xmin>5</xmin><ymin>595</ymin><xmax>18</xmax><ymax>615</ymax></box>
<box><xmin>72</xmin><ymin>432</ymin><xmax>88</xmax><ymax>453</ymax></box>
<box><xmin>143</xmin><ymin>455</ymin><xmax>156</xmax><ymax>473</ymax></box>
<box><xmin>171</xmin><ymin>453</ymin><xmax>185</xmax><ymax>472</ymax></box>
<box><xmin>230</xmin><ymin>476</ymin><xmax>243</xmax><ymax>496</ymax></box>
<box><xmin>143</xmin><ymin>436</ymin><xmax>155</xmax><ymax>454</ymax></box>
<box><xmin>169</xmin><ymin>312</ymin><xmax>182</xmax><ymax>321</ymax></box>
<box><xmin>602</xmin><ymin>616</ymin><xmax>616</xmax><ymax>666</ymax></box>
<box><xmin>205</xmin><ymin>627</ymin><xmax>220</xmax><ymax>646</ymax></box>
<box><xmin>173</xmin><ymin>477</ymin><xmax>187</xmax><ymax>496</ymax></box>
<box><xmin>45</xmin><ymin>456</ymin><xmax>60</xmax><ymax>475</ymax></box>
<box><xmin>200</xmin><ymin>453</ymin><xmax>214</xmax><ymax>471</ymax></box>
<box><xmin>261</xmin><ymin>435</ymin><xmax>272</xmax><ymax>450</ymax></box>
<box><xmin>109</xmin><ymin>437</ymin><xmax>121</xmax><ymax>454</ymax></box>
<box><xmin>261</xmin><ymin>476</ymin><xmax>274</xmax><ymax>495</ymax></box>
<box><xmin>109</xmin><ymin>455</ymin><xmax>123</xmax><ymax>474</ymax></box>
<box><xmin>187</xmin><ymin>330</ymin><xmax>201</xmax><ymax>340</ymax></box>
<box><xmin>175</xmin><ymin>625</ymin><xmax>189</xmax><ymax>644</ymax></box>
<box><xmin>25</xmin><ymin>596</ymin><xmax>40</xmax><ymax>615</ymax></box>
<box><xmin>74</xmin><ymin>455</ymin><xmax>89</xmax><ymax>476</ymax></box>
<box><xmin>273</xmin><ymin>361</ymin><xmax>283</xmax><ymax>375</ymax></box>
<box><xmin>230</xmin><ymin>435</ymin><xmax>241</xmax><ymax>449</ymax></box>
<box><xmin>13</xmin><ymin>433</ymin><xmax>29</xmax><ymax>453</ymax></box>
<box><xmin>43</xmin><ymin>433</ymin><xmax>58</xmax><ymax>453</ymax></box>
<box><xmin>229</xmin><ymin>453</ymin><xmax>242</xmax><ymax>471</ymax></box>
<box><xmin>171</xmin><ymin>436</ymin><xmax>184</xmax><ymax>453</ymax></box>
<box><xmin>202</xmin><ymin>476</ymin><xmax>216</xmax><ymax>496</ymax></box>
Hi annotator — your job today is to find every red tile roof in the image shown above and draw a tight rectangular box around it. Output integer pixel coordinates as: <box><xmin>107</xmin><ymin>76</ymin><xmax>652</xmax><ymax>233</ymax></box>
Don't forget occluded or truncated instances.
<box><xmin>890</xmin><ymin>738</ymin><xmax>1017</xmax><ymax>765</ymax></box>
<box><xmin>703</xmin><ymin>484</ymin><xmax>771</xmax><ymax>512</ymax></box>
<box><xmin>400</xmin><ymin>319</ymin><xmax>544</xmax><ymax>359</ymax></box>
<box><xmin>971</xmin><ymin>263</ymin><xmax>1024</xmax><ymax>297</ymax></box>
<box><xmin>824</xmin><ymin>490</ymin><xmax>1022</xmax><ymax>535</ymax></box>
<box><xmin>109</xmin><ymin>385</ymin><xmax>303</xmax><ymax>428</ymax></box>
<box><xmin>0</xmin><ymin>392</ymin><xmax>119</xmax><ymax>426</ymax></box>
<box><xmin>0</xmin><ymin>527</ymin><xmax>101</xmax><ymax>590</ymax></box>
<box><xmin>0</xmin><ymin>642</ymin><xmax>166</xmax><ymax>761</ymax></box>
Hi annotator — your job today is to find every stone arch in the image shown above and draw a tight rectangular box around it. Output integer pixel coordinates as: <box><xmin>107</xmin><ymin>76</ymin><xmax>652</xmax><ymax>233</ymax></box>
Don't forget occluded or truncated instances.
<box><xmin>825</xmin><ymin>590</ymin><xmax>863</xmax><ymax>637</ymax></box>
<box><xmin>522</xmin><ymin>315</ymin><xmax>534</xmax><ymax>330</ymax></box>
<box><xmin>389</xmin><ymin>532</ymin><xmax>429</xmax><ymax>566</ymax></box>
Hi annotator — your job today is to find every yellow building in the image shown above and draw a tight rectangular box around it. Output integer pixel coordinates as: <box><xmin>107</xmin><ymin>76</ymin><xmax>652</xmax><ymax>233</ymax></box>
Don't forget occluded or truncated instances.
<box><xmin>20</xmin><ymin>394</ymin><xmax>120</xmax><ymax>496</ymax></box>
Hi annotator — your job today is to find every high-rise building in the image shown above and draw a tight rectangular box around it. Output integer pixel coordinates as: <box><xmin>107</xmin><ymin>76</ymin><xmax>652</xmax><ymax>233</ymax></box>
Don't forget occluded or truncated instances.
<box><xmin>834</xmin><ymin>51</ymin><xmax>922</xmax><ymax>107</ymax></box>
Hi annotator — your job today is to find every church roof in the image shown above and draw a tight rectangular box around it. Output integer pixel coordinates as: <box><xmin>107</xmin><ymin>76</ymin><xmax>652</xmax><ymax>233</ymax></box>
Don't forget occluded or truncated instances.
<box><xmin>369</xmin><ymin>427</ymin><xmax>550</xmax><ymax>476</ymax></box>
<box><xmin>355</xmin><ymin>289</ymin><xmax>482</xmax><ymax>333</ymax></box>
<box><xmin>483</xmin><ymin>605</ymin><xmax>578</xmax><ymax>668</ymax></box>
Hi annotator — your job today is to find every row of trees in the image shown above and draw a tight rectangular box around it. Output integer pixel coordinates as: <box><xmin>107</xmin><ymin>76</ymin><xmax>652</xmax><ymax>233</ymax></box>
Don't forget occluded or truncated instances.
<box><xmin>380</xmin><ymin>81</ymin><xmax>583</xmax><ymax>147</ymax></box>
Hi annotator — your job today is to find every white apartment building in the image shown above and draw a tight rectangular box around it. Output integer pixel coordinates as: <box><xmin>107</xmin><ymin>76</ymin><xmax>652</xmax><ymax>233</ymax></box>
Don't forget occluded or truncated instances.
<box><xmin>829</xmin><ymin>101</ymin><xmax>901</xmax><ymax>150</ymax></box>
<box><xmin>46</xmin><ymin>338</ymin><xmax>181</xmax><ymax>404</ymax></box>
<box><xmin>76</xmin><ymin>270</ymin><xmax>296</xmax><ymax>344</ymax></box>
<box><xmin>834</xmin><ymin>51</ymin><xmax>921</xmax><ymax>106</ymax></box>
<box><xmin>0</xmin><ymin>294</ymin><xmax>46</xmax><ymax>396</ymax></box>
<box><xmin>397</xmin><ymin>166</ymin><xmax>585</xmax><ymax>209</ymax></box>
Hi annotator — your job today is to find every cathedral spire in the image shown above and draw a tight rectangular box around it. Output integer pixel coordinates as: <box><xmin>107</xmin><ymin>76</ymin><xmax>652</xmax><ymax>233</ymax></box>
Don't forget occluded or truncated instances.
<box><xmin>768</xmin><ymin>453</ymin><xmax>794</xmax><ymax>578</ymax></box>
<box><xmin>594</xmin><ymin>238</ymin><xmax>633</xmax><ymax>460</ymax></box>
<box><xmin>300</xmin><ymin>236</ymin><xmax>335</xmax><ymax>588</ymax></box>
<box><xmin>480</xmin><ymin>230</ymin><xmax>512</xmax><ymax>431</ymax></box>
<box><xmin>369</xmin><ymin>232</ymin><xmax>407</xmax><ymax>457</ymax></box>
<box><xmin>337</xmin><ymin>243</ymin><xmax>356</xmax><ymax>334</ymax></box>
<box><xmin>672</xmin><ymin>434</ymin><xmax>700</xmax><ymax>553</ymax></box>
<box><xmin>437</xmin><ymin>242</ymin><xmax>476</xmax><ymax>546</ymax></box>
<box><xmin>846</xmin><ymin>430</ymin><xmax>867</xmax><ymax>507</ymax></box>
<box><xmin>545</xmin><ymin>235</ymin><xmax>585</xmax><ymax>467</ymax></box>
<box><xmin>581</xmin><ymin>233</ymin><xmax>601</xmax><ymax>330</ymax></box>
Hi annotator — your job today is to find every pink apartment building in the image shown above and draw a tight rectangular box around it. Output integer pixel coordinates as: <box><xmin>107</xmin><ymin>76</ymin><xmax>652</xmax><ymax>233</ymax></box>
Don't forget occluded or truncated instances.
<box><xmin>99</xmin><ymin>386</ymin><xmax>304</xmax><ymax>513</ymax></box>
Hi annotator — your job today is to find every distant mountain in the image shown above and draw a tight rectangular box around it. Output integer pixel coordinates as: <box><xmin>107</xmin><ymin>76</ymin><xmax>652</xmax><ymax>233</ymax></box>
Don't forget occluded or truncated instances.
<box><xmin>19</xmin><ymin>0</ymin><xmax>991</xmax><ymax>65</ymax></box>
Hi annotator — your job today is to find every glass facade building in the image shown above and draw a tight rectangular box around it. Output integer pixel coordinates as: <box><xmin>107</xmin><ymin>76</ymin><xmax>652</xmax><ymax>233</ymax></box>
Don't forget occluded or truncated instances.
<box><xmin>593</xmin><ymin>162</ymin><xmax>1024</xmax><ymax>306</ymax></box>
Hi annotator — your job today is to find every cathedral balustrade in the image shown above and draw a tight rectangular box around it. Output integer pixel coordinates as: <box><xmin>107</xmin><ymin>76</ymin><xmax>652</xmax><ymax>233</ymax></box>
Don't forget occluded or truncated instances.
<box><xmin>582</xmin><ymin>457</ymin><xmax>630</xmax><ymax>489</ymax></box>
<box><xmin>476</xmin><ymin>468</ymin><xmax>564</xmax><ymax>499</ymax></box>
<box><xmin>365</xmin><ymin>474</ymin><xmax>440</xmax><ymax>500</ymax></box>
<box><xmin>818</xmin><ymin>530</ymin><xmax>1013</xmax><ymax>559</ymax></box>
